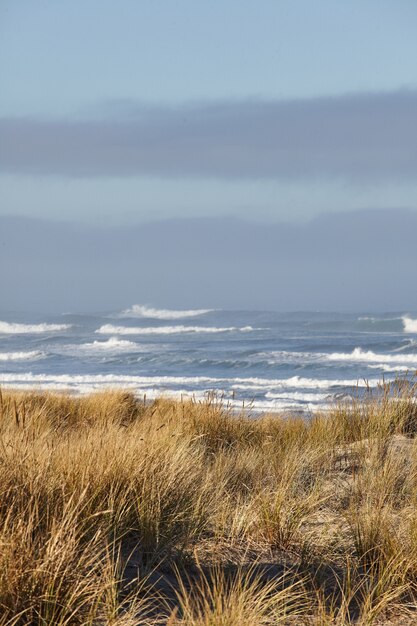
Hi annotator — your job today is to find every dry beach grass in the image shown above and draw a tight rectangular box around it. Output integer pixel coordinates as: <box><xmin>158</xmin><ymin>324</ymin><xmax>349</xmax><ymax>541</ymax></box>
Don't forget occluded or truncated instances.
<box><xmin>0</xmin><ymin>380</ymin><xmax>417</xmax><ymax>624</ymax></box>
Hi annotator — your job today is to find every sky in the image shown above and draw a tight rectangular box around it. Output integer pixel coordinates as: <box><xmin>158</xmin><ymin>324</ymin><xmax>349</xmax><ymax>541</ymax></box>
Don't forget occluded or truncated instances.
<box><xmin>1</xmin><ymin>0</ymin><xmax>417</xmax><ymax>225</ymax></box>
<box><xmin>1</xmin><ymin>1</ymin><xmax>417</xmax><ymax>310</ymax></box>
<box><xmin>2</xmin><ymin>209</ymin><xmax>417</xmax><ymax>312</ymax></box>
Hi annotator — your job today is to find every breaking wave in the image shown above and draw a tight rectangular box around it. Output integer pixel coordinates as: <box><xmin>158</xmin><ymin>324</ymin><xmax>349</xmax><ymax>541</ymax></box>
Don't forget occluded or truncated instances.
<box><xmin>229</xmin><ymin>376</ymin><xmax>377</xmax><ymax>391</ymax></box>
<box><xmin>0</xmin><ymin>373</ymin><xmax>379</xmax><ymax>391</ymax></box>
<box><xmin>0</xmin><ymin>373</ymin><xmax>218</xmax><ymax>386</ymax></box>
<box><xmin>403</xmin><ymin>316</ymin><xmax>417</xmax><ymax>333</ymax></box>
<box><xmin>368</xmin><ymin>364</ymin><xmax>413</xmax><ymax>373</ymax></box>
<box><xmin>327</xmin><ymin>347</ymin><xmax>417</xmax><ymax>365</ymax></box>
<box><xmin>264</xmin><ymin>391</ymin><xmax>330</xmax><ymax>402</ymax></box>
<box><xmin>119</xmin><ymin>304</ymin><xmax>214</xmax><ymax>319</ymax></box>
<box><xmin>96</xmin><ymin>324</ymin><xmax>255</xmax><ymax>335</ymax></box>
<box><xmin>0</xmin><ymin>350</ymin><xmax>44</xmax><ymax>361</ymax></box>
<box><xmin>0</xmin><ymin>321</ymin><xmax>72</xmax><ymax>334</ymax></box>
<box><xmin>62</xmin><ymin>337</ymin><xmax>142</xmax><ymax>355</ymax></box>
<box><xmin>358</xmin><ymin>316</ymin><xmax>400</xmax><ymax>322</ymax></box>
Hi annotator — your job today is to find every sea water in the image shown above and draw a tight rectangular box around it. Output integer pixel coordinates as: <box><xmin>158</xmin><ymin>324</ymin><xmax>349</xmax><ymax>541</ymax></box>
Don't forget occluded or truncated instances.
<box><xmin>1</xmin><ymin>306</ymin><xmax>417</xmax><ymax>413</ymax></box>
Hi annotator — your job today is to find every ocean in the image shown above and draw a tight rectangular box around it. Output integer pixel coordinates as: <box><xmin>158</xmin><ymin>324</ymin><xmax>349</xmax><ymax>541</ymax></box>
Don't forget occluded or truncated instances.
<box><xmin>1</xmin><ymin>306</ymin><xmax>417</xmax><ymax>413</ymax></box>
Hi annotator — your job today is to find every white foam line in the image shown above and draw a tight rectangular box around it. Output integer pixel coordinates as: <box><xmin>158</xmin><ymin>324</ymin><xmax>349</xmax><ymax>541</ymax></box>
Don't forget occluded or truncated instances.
<box><xmin>358</xmin><ymin>316</ymin><xmax>402</xmax><ymax>322</ymax></box>
<box><xmin>96</xmin><ymin>324</ymin><xmax>255</xmax><ymax>335</ymax></box>
<box><xmin>242</xmin><ymin>400</ymin><xmax>332</xmax><ymax>412</ymax></box>
<box><xmin>0</xmin><ymin>321</ymin><xmax>72</xmax><ymax>334</ymax></box>
<box><xmin>0</xmin><ymin>375</ymin><xmax>377</xmax><ymax>415</ymax></box>
<box><xmin>230</xmin><ymin>376</ymin><xmax>378</xmax><ymax>390</ymax></box>
<box><xmin>326</xmin><ymin>347</ymin><xmax>417</xmax><ymax>365</ymax></box>
<box><xmin>265</xmin><ymin>391</ymin><xmax>330</xmax><ymax>402</ymax></box>
<box><xmin>58</xmin><ymin>337</ymin><xmax>144</xmax><ymax>356</ymax></box>
<box><xmin>0</xmin><ymin>350</ymin><xmax>45</xmax><ymax>362</ymax></box>
<box><xmin>368</xmin><ymin>364</ymin><xmax>415</xmax><ymax>373</ymax></box>
<box><xmin>258</xmin><ymin>350</ymin><xmax>318</xmax><ymax>364</ymax></box>
<box><xmin>0</xmin><ymin>381</ymin><xmax>331</xmax><ymax>412</ymax></box>
<box><xmin>0</xmin><ymin>372</ymin><xmax>381</xmax><ymax>390</ymax></box>
<box><xmin>118</xmin><ymin>304</ymin><xmax>214</xmax><ymax>319</ymax></box>
<box><xmin>0</xmin><ymin>373</ymin><xmax>216</xmax><ymax>385</ymax></box>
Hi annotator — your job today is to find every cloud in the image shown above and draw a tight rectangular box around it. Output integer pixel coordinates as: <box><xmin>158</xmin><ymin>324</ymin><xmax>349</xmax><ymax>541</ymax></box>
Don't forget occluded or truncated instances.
<box><xmin>1</xmin><ymin>209</ymin><xmax>417</xmax><ymax>312</ymax></box>
<box><xmin>1</xmin><ymin>91</ymin><xmax>416</xmax><ymax>181</ymax></box>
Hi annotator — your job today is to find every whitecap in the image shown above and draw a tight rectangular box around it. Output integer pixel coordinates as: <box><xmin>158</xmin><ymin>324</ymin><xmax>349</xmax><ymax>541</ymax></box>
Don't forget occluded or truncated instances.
<box><xmin>0</xmin><ymin>350</ymin><xmax>45</xmax><ymax>361</ymax></box>
<box><xmin>96</xmin><ymin>324</ymin><xmax>255</xmax><ymax>335</ymax></box>
<box><xmin>0</xmin><ymin>372</ymin><xmax>221</xmax><ymax>386</ymax></box>
<box><xmin>403</xmin><ymin>316</ymin><xmax>417</xmax><ymax>333</ymax></box>
<box><xmin>265</xmin><ymin>391</ymin><xmax>330</xmax><ymax>402</ymax></box>
<box><xmin>233</xmin><ymin>398</ymin><xmax>332</xmax><ymax>413</ymax></box>
<box><xmin>258</xmin><ymin>350</ymin><xmax>319</xmax><ymax>364</ymax></box>
<box><xmin>0</xmin><ymin>321</ymin><xmax>72</xmax><ymax>334</ymax></box>
<box><xmin>119</xmin><ymin>304</ymin><xmax>214</xmax><ymax>319</ymax></box>
<box><xmin>358</xmin><ymin>316</ymin><xmax>400</xmax><ymax>322</ymax></box>
<box><xmin>230</xmin><ymin>376</ymin><xmax>378</xmax><ymax>391</ymax></box>
<box><xmin>59</xmin><ymin>337</ymin><xmax>143</xmax><ymax>356</ymax></box>
<box><xmin>368</xmin><ymin>364</ymin><xmax>414</xmax><ymax>373</ymax></box>
<box><xmin>326</xmin><ymin>347</ymin><xmax>417</xmax><ymax>365</ymax></box>
<box><xmin>0</xmin><ymin>372</ymin><xmax>380</xmax><ymax>391</ymax></box>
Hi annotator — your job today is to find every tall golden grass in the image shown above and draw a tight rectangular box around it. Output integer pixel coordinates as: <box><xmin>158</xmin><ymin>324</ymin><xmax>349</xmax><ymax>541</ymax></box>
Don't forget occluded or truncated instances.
<box><xmin>0</xmin><ymin>379</ymin><xmax>416</xmax><ymax>624</ymax></box>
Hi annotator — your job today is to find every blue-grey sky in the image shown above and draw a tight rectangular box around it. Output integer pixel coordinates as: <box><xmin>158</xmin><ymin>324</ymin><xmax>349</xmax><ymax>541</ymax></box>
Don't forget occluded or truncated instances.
<box><xmin>2</xmin><ymin>210</ymin><xmax>417</xmax><ymax>312</ymax></box>
<box><xmin>1</xmin><ymin>0</ymin><xmax>417</xmax><ymax>225</ymax></box>
<box><xmin>1</xmin><ymin>1</ymin><xmax>417</xmax><ymax>312</ymax></box>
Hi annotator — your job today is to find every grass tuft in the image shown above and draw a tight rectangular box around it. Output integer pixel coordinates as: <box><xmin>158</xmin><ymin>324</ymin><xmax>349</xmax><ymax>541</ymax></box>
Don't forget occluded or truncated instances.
<box><xmin>0</xmin><ymin>380</ymin><xmax>416</xmax><ymax>623</ymax></box>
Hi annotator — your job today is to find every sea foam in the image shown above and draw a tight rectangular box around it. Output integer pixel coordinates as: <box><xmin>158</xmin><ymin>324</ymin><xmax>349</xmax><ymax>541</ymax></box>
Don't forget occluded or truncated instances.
<box><xmin>0</xmin><ymin>321</ymin><xmax>72</xmax><ymax>334</ymax></box>
<box><xmin>403</xmin><ymin>316</ymin><xmax>417</xmax><ymax>333</ymax></box>
<box><xmin>96</xmin><ymin>324</ymin><xmax>255</xmax><ymax>335</ymax></box>
<box><xmin>0</xmin><ymin>372</ymin><xmax>380</xmax><ymax>391</ymax></box>
<box><xmin>265</xmin><ymin>391</ymin><xmax>330</xmax><ymax>402</ymax></box>
<box><xmin>0</xmin><ymin>350</ymin><xmax>44</xmax><ymax>361</ymax></box>
<box><xmin>230</xmin><ymin>376</ymin><xmax>378</xmax><ymax>391</ymax></box>
<box><xmin>119</xmin><ymin>304</ymin><xmax>214</xmax><ymax>319</ymax></box>
<box><xmin>54</xmin><ymin>337</ymin><xmax>145</xmax><ymax>358</ymax></box>
<box><xmin>368</xmin><ymin>364</ymin><xmax>412</xmax><ymax>373</ymax></box>
<box><xmin>327</xmin><ymin>347</ymin><xmax>417</xmax><ymax>364</ymax></box>
<box><xmin>0</xmin><ymin>372</ymin><xmax>221</xmax><ymax>386</ymax></box>
<box><xmin>71</xmin><ymin>337</ymin><xmax>141</xmax><ymax>354</ymax></box>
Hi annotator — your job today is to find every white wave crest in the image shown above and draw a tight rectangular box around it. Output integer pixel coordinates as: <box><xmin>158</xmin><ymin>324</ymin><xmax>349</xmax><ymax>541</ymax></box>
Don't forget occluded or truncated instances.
<box><xmin>74</xmin><ymin>337</ymin><xmax>141</xmax><ymax>355</ymax></box>
<box><xmin>55</xmin><ymin>337</ymin><xmax>147</xmax><ymax>358</ymax></box>
<box><xmin>327</xmin><ymin>347</ymin><xmax>417</xmax><ymax>365</ymax></box>
<box><xmin>265</xmin><ymin>391</ymin><xmax>330</xmax><ymax>402</ymax></box>
<box><xmin>230</xmin><ymin>376</ymin><xmax>378</xmax><ymax>391</ymax></box>
<box><xmin>235</xmin><ymin>399</ymin><xmax>330</xmax><ymax>412</ymax></box>
<box><xmin>0</xmin><ymin>321</ymin><xmax>72</xmax><ymax>334</ymax></box>
<box><xmin>0</xmin><ymin>372</ymin><xmax>221</xmax><ymax>388</ymax></box>
<box><xmin>0</xmin><ymin>350</ymin><xmax>44</xmax><ymax>361</ymax></box>
<box><xmin>0</xmin><ymin>372</ymin><xmax>379</xmax><ymax>391</ymax></box>
<box><xmin>368</xmin><ymin>364</ymin><xmax>413</xmax><ymax>373</ymax></box>
<box><xmin>119</xmin><ymin>304</ymin><xmax>214</xmax><ymax>319</ymax></box>
<box><xmin>358</xmin><ymin>316</ymin><xmax>400</xmax><ymax>322</ymax></box>
<box><xmin>257</xmin><ymin>350</ymin><xmax>318</xmax><ymax>364</ymax></box>
<box><xmin>403</xmin><ymin>316</ymin><xmax>417</xmax><ymax>333</ymax></box>
<box><xmin>96</xmin><ymin>324</ymin><xmax>255</xmax><ymax>335</ymax></box>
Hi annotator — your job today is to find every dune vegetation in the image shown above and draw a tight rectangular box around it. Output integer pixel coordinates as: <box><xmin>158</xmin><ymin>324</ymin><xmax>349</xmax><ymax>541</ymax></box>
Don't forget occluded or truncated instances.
<box><xmin>0</xmin><ymin>379</ymin><xmax>417</xmax><ymax>624</ymax></box>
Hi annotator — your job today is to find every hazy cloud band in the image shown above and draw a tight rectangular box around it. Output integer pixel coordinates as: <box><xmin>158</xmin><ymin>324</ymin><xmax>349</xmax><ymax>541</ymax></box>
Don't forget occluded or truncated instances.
<box><xmin>1</xmin><ymin>210</ymin><xmax>417</xmax><ymax>311</ymax></box>
<box><xmin>1</xmin><ymin>91</ymin><xmax>417</xmax><ymax>180</ymax></box>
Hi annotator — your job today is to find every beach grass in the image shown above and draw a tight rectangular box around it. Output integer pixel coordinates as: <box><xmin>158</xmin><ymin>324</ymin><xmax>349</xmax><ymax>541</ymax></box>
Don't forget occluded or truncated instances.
<box><xmin>0</xmin><ymin>380</ymin><xmax>417</xmax><ymax>624</ymax></box>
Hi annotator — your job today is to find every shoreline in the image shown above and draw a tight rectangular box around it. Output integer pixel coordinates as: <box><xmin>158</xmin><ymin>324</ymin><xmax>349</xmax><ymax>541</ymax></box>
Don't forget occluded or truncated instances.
<box><xmin>1</xmin><ymin>375</ymin><xmax>413</xmax><ymax>417</ymax></box>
